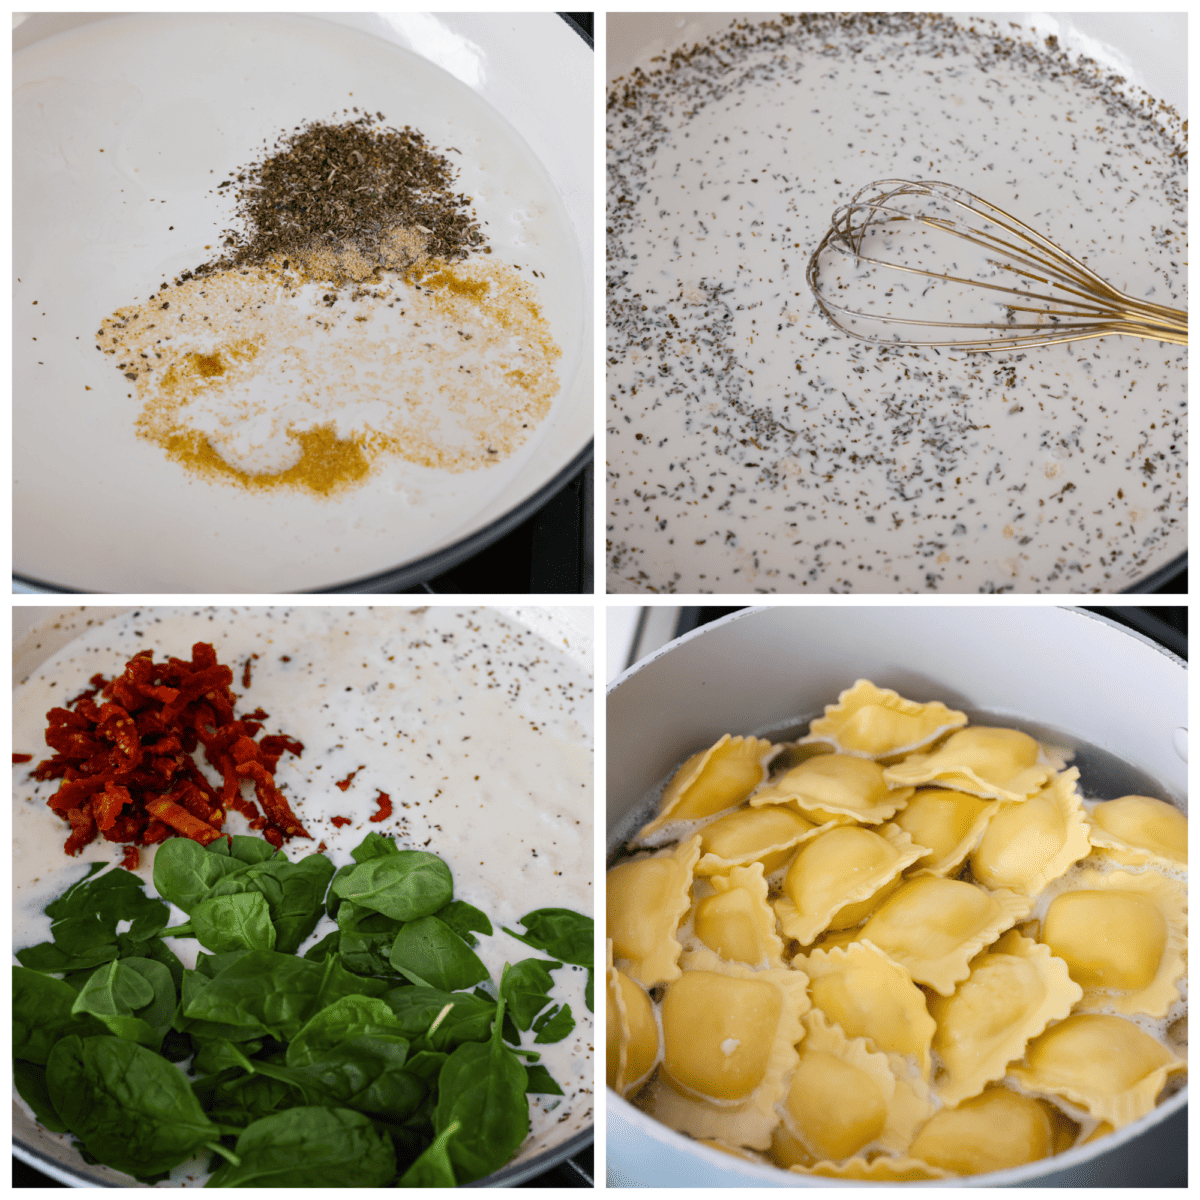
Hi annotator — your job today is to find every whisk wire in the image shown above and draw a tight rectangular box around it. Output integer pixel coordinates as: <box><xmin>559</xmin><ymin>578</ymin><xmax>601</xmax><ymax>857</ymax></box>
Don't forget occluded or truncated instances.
<box><xmin>808</xmin><ymin>179</ymin><xmax>1187</xmax><ymax>351</ymax></box>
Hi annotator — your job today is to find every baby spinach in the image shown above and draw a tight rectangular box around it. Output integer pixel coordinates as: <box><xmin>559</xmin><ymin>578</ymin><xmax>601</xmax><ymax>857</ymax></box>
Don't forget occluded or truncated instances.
<box><xmin>15</xmin><ymin>830</ymin><xmax>590</xmax><ymax>1187</ymax></box>
<box><xmin>13</xmin><ymin>966</ymin><xmax>107</xmax><ymax>1065</ymax></box>
<box><xmin>153</xmin><ymin>838</ymin><xmax>249</xmax><ymax>913</ymax></box>
<box><xmin>207</xmin><ymin>1106</ymin><xmax>397</xmax><ymax>1188</ymax></box>
<box><xmin>336</xmin><ymin>897</ymin><xmax>404</xmax><ymax>976</ymax></box>
<box><xmin>532</xmin><ymin>1003</ymin><xmax>575</xmax><ymax>1044</ymax></box>
<box><xmin>433</xmin><ymin>969</ymin><xmax>529</xmax><ymax>1184</ymax></box>
<box><xmin>287</xmin><ymin>994</ymin><xmax>409</xmax><ymax>1067</ymax></box>
<box><xmin>524</xmin><ymin>1064</ymin><xmax>565</xmax><ymax>1095</ymax></box>
<box><xmin>389</xmin><ymin>916</ymin><xmax>490</xmax><ymax>992</ymax></box>
<box><xmin>399</xmin><ymin>1119</ymin><xmax>459</xmax><ymax>1187</ymax></box>
<box><xmin>503</xmin><ymin>907</ymin><xmax>594</xmax><ymax>1012</ymax></box>
<box><xmin>180</xmin><ymin>892</ymin><xmax>278</xmax><ymax>955</ymax></box>
<box><xmin>381</xmin><ymin>986</ymin><xmax>497</xmax><ymax>1050</ymax></box>
<box><xmin>499</xmin><ymin>957</ymin><xmax>563</xmax><ymax>1032</ymax></box>
<box><xmin>331</xmin><ymin>851</ymin><xmax>453</xmax><ymax>921</ymax></box>
<box><xmin>435</xmin><ymin>900</ymin><xmax>493</xmax><ymax>948</ymax></box>
<box><xmin>47</xmin><ymin>1035</ymin><xmax>233</xmax><ymax>1178</ymax></box>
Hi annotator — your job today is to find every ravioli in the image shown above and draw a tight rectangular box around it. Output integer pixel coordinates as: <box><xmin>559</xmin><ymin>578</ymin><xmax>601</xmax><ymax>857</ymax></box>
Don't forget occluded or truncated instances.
<box><xmin>774</xmin><ymin>824</ymin><xmax>925</xmax><ymax>946</ymax></box>
<box><xmin>907</xmin><ymin>1085</ymin><xmax>1068</xmax><ymax>1175</ymax></box>
<box><xmin>1037</xmin><ymin>868</ymin><xmax>1186</xmax><ymax>1017</ymax></box>
<box><xmin>693</xmin><ymin>804</ymin><xmax>827</xmax><ymax>876</ymax></box>
<box><xmin>769</xmin><ymin>1010</ymin><xmax>902</xmax><ymax>1167</ymax></box>
<box><xmin>795</xmin><ymin>1155</ymin><xmax>951</xmax><ymax>1181</ymax></box>
<box><xmin>644</xmin><ymin>946</ymin><xmax>810</xmax><ymax>1149</ymax></box>
<box><xmin>894</xmin><ymin>787</ymin><xmax>995</xmax><ymax>877</ymax></box>
<box><xmin>691</xmin><ymin>862</ymin><xmax>785</xmax><ymax>968</ymax></box>
<box><xmin>857</xmin><ymin>876</ymin><xmax>1032</xmax><ymax>995</ymax></box>
<box><xmin>801</xmin><ymin>680</ymin><xmax>967</xmax><ymax>759</ymax></box>
<box><xmin>607</xmin><ymin>834</ymin><xmax>701</xmax><ymax>988</ymax></box>
<box><xmin>928</xmin><ymin>931</ymin><xmax>1081</xmax><ymax>1106</ymax></box>
<box><xmin>639</xmin><ymin>735</ymin><xmax>774</xmax><ymax>839</ymax></box>
<box><xmin>968</xmin><ymin>768</ymin><xmax>1091</xmax><ymax>895</ymax></box>
<box><xmin>1009</xmin><ymin>1014</ymin><xmax>1186</xmax><ymax>1128</ymax></box>
<box><xmin>750</xmin><ymin>754</ymin><xmax>913</xmax><ymax>825</ymax></box>
<box><xmin>1085</xmin><ymin>794</ymin><xmax>1188</xmax><ymax>869</ymax></box>
<box><xmin>801</xmin><ymin>939</ymin><xmax>936</xmax><ymax>1077</ymax></box>
<box><xmin>607</xmin><ymin>940</ymin><xmax>660</xmax><ymax>1098</ymax></box>
<box><xmin>883</xmin><ymin>727</ymin><xmax>1053</xmax><ymax>802</ymax></box>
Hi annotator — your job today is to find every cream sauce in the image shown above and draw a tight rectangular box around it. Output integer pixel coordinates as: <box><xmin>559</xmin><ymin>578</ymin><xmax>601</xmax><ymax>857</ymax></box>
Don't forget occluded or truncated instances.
<box><xmin>607</xmin><ymin>13</ymin><xmax>1186</xmax><ymax>593</ymax></box>
<box><xmin>13</xmin><ymin>605</ymin><xmax>593</xmax><ymax>1185</ymax></box>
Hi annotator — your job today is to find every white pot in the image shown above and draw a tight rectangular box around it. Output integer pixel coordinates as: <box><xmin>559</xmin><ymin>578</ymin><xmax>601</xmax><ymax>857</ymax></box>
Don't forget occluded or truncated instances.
<box><xmin>606</xmin><ymin>605</ymin><xmax>1186</xmax><ymax>1187</ymax></box>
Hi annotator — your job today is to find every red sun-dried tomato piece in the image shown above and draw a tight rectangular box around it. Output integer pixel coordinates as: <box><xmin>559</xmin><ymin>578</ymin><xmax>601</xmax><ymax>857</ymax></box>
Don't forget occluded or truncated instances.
<box><xmin>369</xmin><ymin>791</ymin><xmax>393</xmax><ymax>823</ymax></box>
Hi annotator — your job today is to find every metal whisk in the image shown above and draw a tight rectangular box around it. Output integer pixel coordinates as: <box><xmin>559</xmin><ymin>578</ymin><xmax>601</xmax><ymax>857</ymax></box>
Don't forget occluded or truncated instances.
<box><xmin>807</xmin><ymin>179</ymin><xmax>1187</xmax><ymax>351</ymax></box>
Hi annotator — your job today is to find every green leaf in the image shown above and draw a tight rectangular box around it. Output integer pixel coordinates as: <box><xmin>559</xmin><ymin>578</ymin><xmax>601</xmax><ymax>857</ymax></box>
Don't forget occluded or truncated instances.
<box><xmin>381</xmin><ymin>987</ymin><xmax>497</xmax><ymax>1050</ymax></box>
<box><xmin>532</xmin><ymin>1003</ymin><xmax>575</xmax><ymax>1044</ymax></box>
<box><xmin>188</xmin><ymin>893</ymin><xmax>277</xmax><ymax>955</ymax></box>
<box><xmin>153</xmin><ymin>838</ymin><xmax>248</xmax><ymax>914</ymax></box>
<box><xmin>47</xmin><ymin>1035</ymin><xmax>222</xmax><ymax>1178</ymax></box>
<box><xmin>435</xmin><ymin>900</ymin><xmax>492</xmax><ymax>948</ymax></box>
<box><xmin>499</xmin><ymin>957</ymin><xmax>563</xmax><ymax>1031</ymax></box>
<box><xmin>206</xmin><ymin>1106</ymin><xmax>396</xmax><ymax>1187</ymax></box>
<box><xmin>15</xmin><ymin>940</ymin><xmax>118</xmax><ymax>974</ymax></box>
<box><xmin>331</xmin><ymin>851</ymin><xmax>453</xmax><ymax>921</ymax></box>
<box><xmin>13</xmin><ymin>966</ymin><xmax>108</xmax><ymax>1065</ymax></box>
<box><xmin>432</xmin><ymin>966</ymin><xmax>529</xmax><ymax>1183</ymax></box>
<box><xmin>336</xmin><ymin>897</ymin><xmax>404</xmax><ymax>976</ymax></box>
<box><xmin>14</xmin><ymin>1060</ymin><xmax>68</xmax><ymax>1132</ymax></box>
<box><xmin>349</xmin><ymin>831</ymin><xmax>401</xmax><ymax>863</ymax></box>
<box><xmin>389</xmin><ymin>916</ymin><xmax>490</xmax><ymax>992</ymax></box>
<box><xmin>502</xmin><ymin>908</ymin><xmax>592</xmax><ymax>967</ymax></box>
<box><xmin>399</xmin><ymin>1119</ymin><xmax>459</xmax><ymax>1187</ymax></box>
<box><xmin>46</xmin><ymin>862</ymin><xmax>170</xmax><ymax>950</ymax></box>
<box><xmin>524</xmin><ymin>1064</ymin><xmax>565</xmax><ymax>1095</ymax></box>
<box><xmin>286</xmin><ymin>995</ymin><xmax>408</xmax><ymax>1068</ymax></box>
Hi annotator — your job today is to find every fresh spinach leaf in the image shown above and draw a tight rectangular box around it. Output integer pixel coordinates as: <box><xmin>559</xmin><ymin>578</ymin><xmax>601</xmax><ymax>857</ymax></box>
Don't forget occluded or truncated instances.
<box><xmin>403</xmin><ymin>1049</ymin><xmax>449</xmax><ymax>1085</ymax></box>
<box><xmin>206</xmin><ymin>1106</ymin><xmax>397</xmax><ymax>1187</ymax></box>
<box><xmin>153</xmin><ymin>838</ymin><xmax>249</xmax><ymax>914</ymax></box>
<box><xmin>532</xmin><ymin>1003</ymin><xmax>575</xmax><ymax>1044</ymax></box>
<box><xmin>239</xmin><ymin>852</ymin><xmax>336</xmax><ymax>954</ymax></box>
<box><xmin>182</xmin><ymin>949</ymin><xmax>387</xmax><ymax>1043</ymax></box>
<box><xmin>433</xmin><ymin>967</ymin><xmax>529</xmax><ymax>1184</ymax></box>
<box><xmin>336</xmin><ymin>897</ymin><xmax>404</xmax><ymax>977</ymax></box>
<box><xmin>14</xmin><ymin>1060</ymin><xmax>68</xmax><ymax>1133</ymax></box>
<box><xmin>47</xmin><ymin>1035</ymin><xmax>228</xmax><ymax>1178</ymax></box>
<box><xmin>524</xmin><ymin>1064</ymin><xmax>565</xmax><ymax>1095</ymax></box>
<box><xmin>70</xmin><ymin>958</ymin><xmax>158</xmax><ymax>1048</ymax></box>
<box><xmin>435</xmin><ymin>900</ymin><xmax>492</xmax><ymax>949</ymax></box>
<box><xmin>502</xmin><ymin>909</ymin><xmax>593</xmax><ymax>1013</ymax></box>
<box><xmin>302</xmin><ymin>930</ymin><xmax>340</xmax><ymax>962</ymax></box>
<box><xmin>389</xmin><ymin>916</ymin><xmax>490</xmax><ymax>992</ymax></box>
<box><xmin>187</xmin><ymin>892</ymin><xmax>277</xmax><ymax>954</ymax></box>
<box><xmin>350</xmin><ymin>831</ymin><xmax>401</xmax><ymax>863</ymax></box>
<box><xmin>225</xmin><ymin>835</ymin><xmax>279</xmax><ymax>865</ymax></box>
<box><xmin>13</xmin><ymin>966</ymin><xmax>107</xmax><ymax>1065</ymax></box>
<box><xmin>46</xmin><ymin>862</ymin><xmax>170</xmax><ymax>950</ymax></box>
<box><xmin>398</xmin><ymin>1119</ymin><xmax>459</xmax><ymax>1187</ymax></box>
<box><xmin>498</xmin><ymin>958</ymin><xmax>562</xmax><ymax>1032</ymax></box>
<box><xmin>14</xmin><ymin>939</ymin><xmax>117</xmax><ymax>974</ymax></box>
<box><xmin>119</xmin><ymin>934</ymin><xmax>185</xmax><ymax>993</ymax></box>
<box><xmin>381</xmin><ymin>987</ymin><xmax>497</xmax><ymax>1050</ymax></box>
<box><xmin>192</xmin><ymin>1036</ymin><xmax>264</xmax><ymax>1076</ymax></box>
<box><xmin>287</xmin><ymin>994</ymin><xmax>409</xmax><ymax>1068</ymax></box>
<box><xmin>331</xmin><ymin>851</ymin><xmax>453</xmax><ymax>921</ymax></box>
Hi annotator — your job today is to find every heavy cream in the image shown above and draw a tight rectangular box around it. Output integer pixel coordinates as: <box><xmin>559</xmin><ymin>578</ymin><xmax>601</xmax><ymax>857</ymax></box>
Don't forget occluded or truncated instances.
<box><xmin>607</xmin><ymin>13</ymin><xmax>1186</xmax><ymax>593</ymax></box>
<box><xmin>13</xmin><ymin>606</ymin><xmax>593</xmax><ymax>1185</ymax></box>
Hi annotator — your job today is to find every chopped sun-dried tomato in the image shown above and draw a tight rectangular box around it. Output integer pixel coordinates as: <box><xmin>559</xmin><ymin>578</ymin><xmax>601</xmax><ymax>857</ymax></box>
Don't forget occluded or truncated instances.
<box><xmin>330</xmin><ymin>815</ymin><xmax>352</xmax><ymax>828</ymax></box>
<box><xmin>369</xmin><ymin>791</ymin><xmax>393</xmax><ymax>823</ymax></box>
<box><xmin>35</xmin><ymin>642</ymin><xmax>306</xmax><ymax>867</ymax></box>
<box><xmin>120</xmin><ymin>845</ymin><xmax>140</xmax><ymax>871</ymax></box>
<box><xmin>12</xmin><ymin>753</ymin><xmax>33</xmax><ymax>764</ymax></box>
<box><xmin>335</xmin><ymin>767</ymin><xmax>363</xmax><ymax>792</ymax></box>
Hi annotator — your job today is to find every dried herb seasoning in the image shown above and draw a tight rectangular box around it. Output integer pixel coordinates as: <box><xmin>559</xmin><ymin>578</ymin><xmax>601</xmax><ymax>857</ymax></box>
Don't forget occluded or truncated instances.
<box><xmin>191</xmin><ymin>111</ymin><xmax>486</xmax><ymax>287</ymax></box>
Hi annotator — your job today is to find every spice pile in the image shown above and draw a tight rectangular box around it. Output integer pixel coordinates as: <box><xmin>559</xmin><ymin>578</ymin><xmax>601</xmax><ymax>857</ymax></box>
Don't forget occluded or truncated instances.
<box><xmin>32</xmin><ymin>643</ymin><xmax>308</xmax><ymax>867</ymax></box>
<box><xmin>188</xmin><ymin>111</ymin><xmax>486</xmax><ymax>288</ymax></box>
